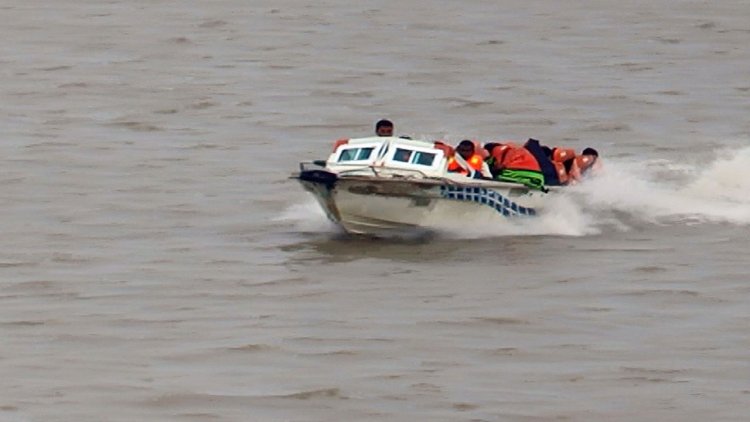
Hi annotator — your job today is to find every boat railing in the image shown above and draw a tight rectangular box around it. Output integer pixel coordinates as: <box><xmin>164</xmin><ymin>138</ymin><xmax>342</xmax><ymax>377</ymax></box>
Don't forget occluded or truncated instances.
<box><xmin>299</xmin><ymin>160</ymin><xmax>434</xmax><ymax>179</ymax></box>
<box><xmin>296</xmin><ymin>160</ymin><xmax>549</xmax><ymax>192</ymax></box>
<box><xmin>338</xmin><ymin>165</ymin><xmax>434</xmax><ymax>179</ymax></box>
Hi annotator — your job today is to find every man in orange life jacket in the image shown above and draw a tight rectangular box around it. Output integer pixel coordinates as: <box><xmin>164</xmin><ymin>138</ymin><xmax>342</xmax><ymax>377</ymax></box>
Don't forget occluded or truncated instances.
<box><xmin>487</xmin><ymin>138</ymin><xmax>560</xmax><ymax>187</ymax></box>
<box><xmin>484</xmin><ymin>141</ymin><xmax>517</xmax><ymax>177</ymax></box>
<box><xmin>447</xmin><ymin>140</ymin><xmax>492</xmax><ymax>178</ymax></box>
<box><xmin>547</xmin><ymin>146</ymin><xmax>601</xmax><ymax>184</ymax></box>
<box><xmin>487</xmin><ymin>140</ymin><xmax>601</xmax><ymax>187</ymax></box>
<box><xmin>567</xmin><ymin>147</ymin><xmax>600</xmax><ymax>183</ymax></box>
<box><xmin>549</xmin><ymin>146</ymin><xmax>577</xmax><ymax>185</ymax></box>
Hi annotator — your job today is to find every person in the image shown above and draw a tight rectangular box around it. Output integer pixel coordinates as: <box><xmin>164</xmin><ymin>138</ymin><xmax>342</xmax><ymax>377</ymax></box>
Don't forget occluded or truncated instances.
<box><xmin>549</xmin><ymin>146</ymin><xmax>577</xmax><ymax>185</ymax></box>
<box><xmin>545</xmin><ymin>146</ymin><xmax>602</xmax><ymax>185</ymax></box>
<box><xmin>375</xmin><ymin>119</ymin><xmax>394</xmax><ymax>137</ymax></box>
<box><xmin>488</xmin><ymin>138</ymin><xmax>601</xmax><ymax>188</ymax></box>
<box><xmin>566</xmin><ymin>147</ymin><xmax>601</xmax><ymax>184</ymax></box>
<box><xmin>447</xmin><ymin>140</ymin><xmax>492</xmax><ymax>178</ymax></box>
<box><xmin>491</xmin><ymin>138</ymin><xmax>557</xmax><ymax>189</ymax></box>
<box><xmin>484</xmin><ymin>141</ymin><xmax>518</xmax><ymax>177</ymax></box>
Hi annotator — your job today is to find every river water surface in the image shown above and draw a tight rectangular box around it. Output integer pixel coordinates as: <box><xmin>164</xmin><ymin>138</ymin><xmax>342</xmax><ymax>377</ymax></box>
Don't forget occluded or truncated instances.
<box><xmin>1</xmin><ymin>1</ymin><xmax>749</xmax><ymax>421</ymax></box>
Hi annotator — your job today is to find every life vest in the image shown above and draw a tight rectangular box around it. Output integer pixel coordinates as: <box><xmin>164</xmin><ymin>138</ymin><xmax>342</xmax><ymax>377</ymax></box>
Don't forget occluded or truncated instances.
<box><xmin>433</xmin><ymin>141</ymin><xmax>455</xmax><ymax>159</ymax></box>
<box><xmin>447</xmin><ymin>153</ymin><xmax>485</xmax><ymax>175</ymax></box>
<box><xmin>500</xmin><ymin>146</ymin><xmax>542</xmax><ymax>172</ymax></box>
<box><xmin>545</xmin><ymin>148</ymin><xmax>575</xmax><ymax>184</ymax></box>
<box><xmin>568</xmin><ymin>154</ymin><xmax>599</xmax><ymax>184</ymax></box>
<box><xmin>332</xmin><ymin>138</ymin><xmax>349</xmax><ymax>152</ymax></box>
<box><xmin>499</xmin><ymin>139</ymin><xmax>563</xmax><ymax>185</ymax></box>
<box><xmin>552</xmin><ymin>161</ymin><xmax>570</xmax><ymax>185</ymax></box>
<box><xmin>487</xmin><ymin>143</ymin><xmax>517</xmax><ymax>172</ymax></box>
<box><xmin>576</xmin><ymin>155</ymin><xmax>598</xmax><ymax>173</ymax></box>
<box><xmin>472</xmin><ymin>141</ymin><xmax>489</xmax><ymax>159</ymax></box>
<box><xmin>551</xmin><ymin>148</ymin><xmax>576</xmax><ymax>163</ymax></box>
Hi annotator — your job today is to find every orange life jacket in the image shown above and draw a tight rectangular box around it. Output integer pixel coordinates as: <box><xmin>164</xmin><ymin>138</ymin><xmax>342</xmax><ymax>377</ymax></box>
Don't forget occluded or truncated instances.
<box><xmin>568</xmin><ymin>154</ymin><xmax>599</xmax><ymax>183</ymax></box>
<box><xmin>551</xmin><ymin>148</ymin><xmax>576</xmax><ymax>163</ymax></box>
<box><xmin>500</xmin><ymin>146</ymin><xmax>542</xmax><ymax>172</ymax></box>
<box><xmin>433</xmin><ymin>141</ymin><xmax>455</xmax><ymax>158</ymax></box>
<box><xmin>447</xmin><ymin>154</ymin><xmax>485</xmax><ymax>175</ymax></box>
<box><xmin>576</xmin><ymin>154</ymin><xmax>598</xmax><ymax>173</ymax></box>
<box><xmin>472</xmin><ymin>141</ymin><xmax>489</xmax><ymax>159</ymax></box>
<box><xmin>552</xmin><ymin>161</ymin><xmax>570</xmax><ymax>185</ymax></box>
<box><xmin>546</xmin><ymin>148</ymin><xmax>575</xmax><ymax>184</ymax></box>
<box><xmin>332</xmin><ymin>138</ymin><xmax>349</xmax><ymax>152</ymax></box>
<box><xmin>488</xmin><ymin>143</ymin><xmax>517</xmax><ymax>171</ymax></box>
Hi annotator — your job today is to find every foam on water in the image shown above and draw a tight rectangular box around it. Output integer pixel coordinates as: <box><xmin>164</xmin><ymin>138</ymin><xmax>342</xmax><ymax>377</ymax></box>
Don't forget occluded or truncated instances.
<box><xmin>683</xmin><ymin>147</ymin><xmax>750</xmax><ymax>205</ymax></box>
<box><xmin>436</xmin><ymin>194</ymin><xmax>599</xmax><ymax>239</ymax></box>
<box><xmin>275</xmin><ymin>200</ymin><xmax>338</xmax><ymax>233</ymax></box>
<box><xmin>576</xmin><ymin>145</ymin><xmax>750</xmax><ymax>226</ymax></box>
<box><xmin>454</xmin><ymin>144</ymin><xmax>750</xmax><ymax>237</ymax></box>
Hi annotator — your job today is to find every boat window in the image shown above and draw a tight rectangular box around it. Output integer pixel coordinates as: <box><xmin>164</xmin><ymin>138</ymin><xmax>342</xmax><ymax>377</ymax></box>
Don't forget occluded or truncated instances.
<box><xmin>390</xmin><ymin>148</ymin><xmax>437</xmax><ymax>166</ymax></box>
<box><xmin>356</xmin><ymin>147</ymin><xmax>374</xmax><ymax>160</ymax></box>
<box><xmin>393</xmin><ymin>148</ymin><xmax>413</xmax><ymax>163</ymax></box>
<box><xmin>338</xmin><ymin>147</ymin><xmax>374</xmax><ymax>162</ymax></box>
<box><xmin>412</xmin><ymin>151</ymin><xmax>436</xmax><ymax>166</ymax></box>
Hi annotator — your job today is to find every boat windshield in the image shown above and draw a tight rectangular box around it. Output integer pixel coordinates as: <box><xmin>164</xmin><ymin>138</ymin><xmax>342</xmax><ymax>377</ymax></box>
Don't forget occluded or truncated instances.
<box><xmin>338</xmin><ymin>147</ymin><xmax>375</xmax><ymax>162</ymax></box>
<box><xmin>393</xmin><ymin>148</ymin><xmax>435</xmax><ymax>166</ymax></box>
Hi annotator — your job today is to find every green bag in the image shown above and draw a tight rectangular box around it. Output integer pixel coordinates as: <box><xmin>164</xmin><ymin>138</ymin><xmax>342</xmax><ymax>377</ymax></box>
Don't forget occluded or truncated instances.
<box><xmin>497</xmin><ymin>169</ymin><xmax>546</xmax><ymax>191</ymax></box>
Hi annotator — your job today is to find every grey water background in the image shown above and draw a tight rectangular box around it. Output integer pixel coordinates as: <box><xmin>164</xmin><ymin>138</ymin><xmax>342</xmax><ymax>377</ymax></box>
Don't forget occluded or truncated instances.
<box><xmin>2</xmin><ymin>1</ymin><xmax>749</xmax><ymax>421</ymax></box>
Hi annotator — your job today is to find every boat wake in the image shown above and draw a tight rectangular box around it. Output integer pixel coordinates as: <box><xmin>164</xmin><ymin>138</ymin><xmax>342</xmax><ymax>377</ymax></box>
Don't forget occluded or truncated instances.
<box><xmin>572</xmin><ymin>146</ymin><xmax>750</xmax><ymax>229</ymax></box>
<box><xmin>275</xmin><ymin>201</ymin><xmax>337</xmax><ymax>234</ymax></box>
<box><xmin>282</xmin><ymin>146</ymin><xmax>750</xmax><ymax>238</ymax></box>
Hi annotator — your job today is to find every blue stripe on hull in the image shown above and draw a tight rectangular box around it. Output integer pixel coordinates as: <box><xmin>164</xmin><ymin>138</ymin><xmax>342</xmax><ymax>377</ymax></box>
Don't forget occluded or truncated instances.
<box><xmin>439</xmin><ymin>186</ymin><xmax>536</xmax><ymax>216</ymax></box>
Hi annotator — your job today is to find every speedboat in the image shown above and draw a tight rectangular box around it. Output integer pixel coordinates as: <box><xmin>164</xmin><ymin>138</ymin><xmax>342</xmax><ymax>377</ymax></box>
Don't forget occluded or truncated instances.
<box><xmin>292</xmin><ymin>136</ymin><xmax>558</xmax><ymax>236</ymax></box>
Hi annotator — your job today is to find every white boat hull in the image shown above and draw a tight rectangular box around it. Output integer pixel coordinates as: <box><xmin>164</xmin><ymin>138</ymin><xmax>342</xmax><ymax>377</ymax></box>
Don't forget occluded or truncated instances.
<box><xmin>296</xmin><ymin>171</ymin><xmax>549</xmax><ymax>236</ymax></box>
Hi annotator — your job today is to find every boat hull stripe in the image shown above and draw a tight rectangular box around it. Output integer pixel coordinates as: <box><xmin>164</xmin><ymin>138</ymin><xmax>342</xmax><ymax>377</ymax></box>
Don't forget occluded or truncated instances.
<box><xmin>440</xmin><ymin>186</ymin><xmax>536</xmax><ymax>216</ymax></box>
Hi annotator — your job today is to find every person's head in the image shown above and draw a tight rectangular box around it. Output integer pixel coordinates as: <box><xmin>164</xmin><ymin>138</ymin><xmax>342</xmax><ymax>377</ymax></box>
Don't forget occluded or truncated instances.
<box><xmin>582</xmin><ymin>147</ymin><xmax>598</xmax><ymax>157</ymax></box>
<box><xmin>456</xmin><ymin>140</ymin><xmax>475</xmax><ymax>159</ymax></box>
<box><xmin>375</xmin><ymin>119</ymin><xmax>394</xmax><ymax>136</ymax></box>
<box><xmin>578</xmin><ymin>147</ymin><xmax>600</xmax><ymax>175</ymax></box>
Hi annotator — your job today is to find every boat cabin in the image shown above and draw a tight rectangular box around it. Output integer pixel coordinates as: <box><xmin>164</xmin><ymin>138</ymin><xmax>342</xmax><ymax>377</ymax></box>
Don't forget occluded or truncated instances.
<box><xmin>325</xmin><ymin>136</ymin><xmax>452</xmax><ymax>178</ymax></box>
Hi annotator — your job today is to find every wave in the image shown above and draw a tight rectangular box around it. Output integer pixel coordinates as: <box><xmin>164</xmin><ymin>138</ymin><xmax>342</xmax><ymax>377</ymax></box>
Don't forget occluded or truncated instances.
<box><xmin>572</xmin><ymin>146</ymin><xmax>750</xmax><ymax>227</ymax></box>
<box><xmin>274</xmin><ymin>201</ymin><xmax>337</xmax><ymax>233</ymax></box>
